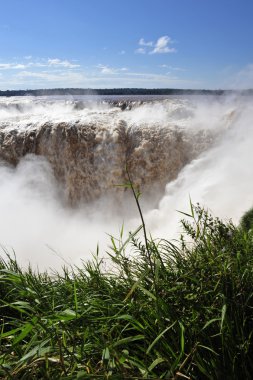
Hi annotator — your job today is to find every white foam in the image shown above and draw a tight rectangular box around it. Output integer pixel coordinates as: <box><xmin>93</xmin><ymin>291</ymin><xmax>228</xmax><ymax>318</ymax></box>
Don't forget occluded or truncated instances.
<box><xmin>0</xmin><ymin>94</ymin><xmax>251</xmax><ymax>270</ymax></box>
<box><xmin>146</xmin><ymin>96</ymin><xmax>253</xmax><ymax>238</ymax></box>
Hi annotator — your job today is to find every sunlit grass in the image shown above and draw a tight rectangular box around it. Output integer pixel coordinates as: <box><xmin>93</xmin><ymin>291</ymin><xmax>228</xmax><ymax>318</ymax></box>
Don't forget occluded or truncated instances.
<box><xmin>1</xmin><ymin>202</ymin><xmax>253</xmax><ymax>379</ymax></box>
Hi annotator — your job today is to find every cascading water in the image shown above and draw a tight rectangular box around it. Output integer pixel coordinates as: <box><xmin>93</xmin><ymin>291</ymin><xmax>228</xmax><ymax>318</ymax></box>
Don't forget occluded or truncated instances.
<box><xmin>0</xmin><ymin>96</ymin><xmax>216</xmax><ymax>203</ymax></box>
<box><xmin>0</xmin><ymin>94</ymin><xmax>250</xmax><ymax>269</ymax></box>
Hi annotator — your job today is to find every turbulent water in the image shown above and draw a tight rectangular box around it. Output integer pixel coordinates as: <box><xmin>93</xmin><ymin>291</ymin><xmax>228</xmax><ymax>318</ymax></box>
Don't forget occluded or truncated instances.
<box><xmin>0</xmin><ymin>94</ymin><xmax>252</xmax><ymax>269</ymax></box>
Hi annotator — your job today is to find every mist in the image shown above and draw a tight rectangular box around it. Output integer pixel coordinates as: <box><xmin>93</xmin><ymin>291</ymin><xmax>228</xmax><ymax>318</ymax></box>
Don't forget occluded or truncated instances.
<box><xmin>147</xmin><ymin>95</ymin><xmax>253</xmax><ymax>238</ymax></box>
<box><xmin>0</xmin><ymin>94</ymin><xmax>252</xmax><ymax>270</ymax></box>
<box><xmin>0</xmin><ymin>156</ymin><xmax>120</xmax><ymax>270</ymax></box>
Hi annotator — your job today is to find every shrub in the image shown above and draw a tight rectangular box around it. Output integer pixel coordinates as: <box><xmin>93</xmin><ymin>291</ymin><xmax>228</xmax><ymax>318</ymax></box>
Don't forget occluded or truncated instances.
<box><xmin>240</xmin><ymin>207</ymin><xmax>253</xmax><ymax>231</ymax></box>
<box><xmin>1</xmin><ymin>203</ymin><xmax>253</xmax><ymax>379</ymax></box>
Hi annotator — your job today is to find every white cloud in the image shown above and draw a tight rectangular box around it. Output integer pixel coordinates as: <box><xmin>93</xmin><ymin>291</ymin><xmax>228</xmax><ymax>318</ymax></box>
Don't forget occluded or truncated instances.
<box><xmin>150</xmin><ymin>36</ymin><xmax>176</xmax><ymax>54</ymax></box>
<box><xmin>24</xmin><ymin>55</ymin><xmax>32</xmax><ymax>60</ymax></box>
<box><xmin>96</xmin><ymin>64</ymin><xmax>128</xmax><ymax>75</ymax></box>
<box><xmin>16</xmin><ymin>71</ymin><xmax>49</xmax><ymax>79</ymax></box>
<box><xmin>119</xmin><ymin>50</ymin><xmax>126</xmax><ymax>55</ymax></box>
<box><xmin>47</xmin><ymin>58</ymin><xmax>80</xmax><ymax>68</ymax></box>
<box><xmin>15</xmin><ymin>70</ymin><xmax>85</xmax><ymax>84</ymax></box>
<box><xmin>0</xmin><ymin>66</ymin><xmax>199</xmax><ymax>90</ymax></box>
<box><xmin>0</xmin><ymin>63</ymin><xmax>26</xmax><ymax>70</ymax></box>
<box><xmin>136</xmin><ymin>35</ymin><xmax>176</xmax><ymax>55</ymax></box>
<box><xmin>0</xmin><ymin>58</ymin><xmax>80</xmax><ymax>71</ymax></box>
<box><xmin>0</xmin><ymin>63</ymin><xmax>11</xmax><ymax>69</ymax></box>
<box><xmin>96</xmin><ymin>64</ymin><xmax>116</xmax><ymax>74</ymax></box>
<box><xmin>12</xmin><ymin>64</ymin><xmax>27</xmax><ymax>69</ymax></box>
<box><xmin>29</xmin><ymin>62</ymin><xmax>48</xmax><ymax>68</ymax></box>
<box><xmin>135</xmin><ymin>47</ymin><xmax>146</xmax><ymax>54</ymax></box>
<box><xmin>139</xmin><ymin>38</ymin><xmax>153</xmax><ymax>47</ymax></box>
<box><xmin>90</xmin><ymin>71</ymin><xmax>197</xmax><ymax>87</ymax></box>
<box><xmin>160</xmin><ymin>64</ymin><xmax>185</xmax><ymax>71</ymax></box>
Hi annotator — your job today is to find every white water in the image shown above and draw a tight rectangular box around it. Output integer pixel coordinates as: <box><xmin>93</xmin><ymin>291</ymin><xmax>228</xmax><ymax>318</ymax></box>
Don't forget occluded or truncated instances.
<box><xmin>0</xmin><ymin>94</ymin><xmax>252</xmax><ymax>270</ymax></box>
<box><xmin>148</xmin><ymin>95</ymin><xmax>253</xmax><ymax>237</ymax></box>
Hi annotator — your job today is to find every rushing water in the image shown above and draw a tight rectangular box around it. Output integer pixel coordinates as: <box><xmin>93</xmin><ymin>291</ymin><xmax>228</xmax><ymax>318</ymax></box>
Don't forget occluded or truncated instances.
<box><xmin>0</xmin><ymin>94</ymin><xmax>252</xmax><ymax>269</ymax></box>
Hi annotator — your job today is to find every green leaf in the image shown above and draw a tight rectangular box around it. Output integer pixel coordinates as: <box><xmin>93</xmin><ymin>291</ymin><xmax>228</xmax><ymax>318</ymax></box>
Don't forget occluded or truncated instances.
<box><xmin>179</xmin><ymin>321</ymin><xmax>185</xmax><ymax>354</ymax></box>
<box><xmin>176</xmin><ymin>210</ymin><xmax>193</xmax><ymax>218</ymax></box>
<box><xmin>124</xmin><ymin>270</ymin><xmax>147</xmax><ymax>302</ymax></box>
<box><xmin>2</xmin><ymin>300</ymin><xmax>34</xmax><ymax>316</ymax></box>
<box><xmin>203</xmin><ymin>318</ymin><xmax>220</xmax><ymax>330</ymax></box>
<box><xmin>220</xmin><ymin>304</ymin><xmax>227</xmax><ymax>331</ymax></box>
<box><xmin>114</xmin><ymin>182</ymin><xmax>132</xmax><ymax>189</ymax></box>
<box><xmin>77</xmin><ymin>371</ymin><xmax>88</xmax><ymax>379</ymax></box>
<box><xmin>112</xmin><ymin>334</ymin><xmax>145</xmax><ymax>348</ymax></box>
<box><xmin>55</xmin><ymin>309</ymin><xmax>79</xmax><ymax>321</ymax></box>
<box><xmin>115</xmin><ymin>314</ymin><xmax>135</xmax><ymax>321</ymax></box>
<box><xmin>148</xmin><ymin>357</ymin><xmax>166</xmax><ymax>372</ymax></box>
<box><xmin>73</xmin><ymin>281</ymin><xmax>78</xmax><ymax>313</ymax></box>
<box><xmin>146</xmin><ymin>322</ymin><xmax>176</xmax><ymax>354</ymax></box>
<box><xmin>102</xmin><ymin>347</ymin><xmax>110</xmax><ymax>361</ymax></box>
<box><xmin>18</xmin><ymin>338</ymin><xmax>51</xmax><ymax>363</ymax></box>
<box><xmin>118</xmin><ymin>225</ymin><xmax>143</xmax><ymax>256</ymax></box>
<box><xmin>195</xmin><ymin>360</ymin><xmax>213</xmax><ymax>379</ymax></box>
<box><xmin>0</xmin><ymin>269</ymin><xmax>21</xmax><ymax>282</ymax></box>
<box><xmin>138</xmin><ymin>285</ymin><xmax>157</xmax><ymax>300</ymax></box>
<box><xmin>13</xmin><ymin>322</ymin><xmax>34</xmax><ymax>345</ymax></box>
<box><xmin>1</xmin><ymin>326</ymin><xmax>22</xmax><ymax>339</ymax></box>
<box><xmin>198</xmin><ymin>345</ymin><xmax>219</xmax><ymax>356</ymax></box>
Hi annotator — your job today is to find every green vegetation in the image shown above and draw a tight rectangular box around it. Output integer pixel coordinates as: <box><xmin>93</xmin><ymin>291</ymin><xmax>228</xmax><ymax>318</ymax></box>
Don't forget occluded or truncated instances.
<box><xmin>0</xmin><ymin>88</ymin><xmax>235</xmax><ymax>97</ymax></box>
<box><xmin>240</xmin><ymin>207</ymin><xmax>253</xmax><ymax>232</ymax></box>
<box><xmin>1</xmin><ymin>202</ymin><xmax>253</xmax><ymax>379</ymax></box>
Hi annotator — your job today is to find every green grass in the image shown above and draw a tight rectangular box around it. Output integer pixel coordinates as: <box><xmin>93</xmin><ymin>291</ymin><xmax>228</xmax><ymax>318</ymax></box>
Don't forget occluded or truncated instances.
<box><xmin>240</xmin><ymin>207</ymin><xmax>253</xmax><ymax>232</ymax></box>
<box><xmin>1</xmin><ymin>202</ymin><xmax>253</xmax><ymax>379</ymax></box>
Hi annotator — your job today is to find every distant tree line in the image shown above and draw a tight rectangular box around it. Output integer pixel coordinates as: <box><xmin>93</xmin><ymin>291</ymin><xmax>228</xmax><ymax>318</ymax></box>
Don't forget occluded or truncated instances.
<box><xmin>0</xmin><ymin>88</ymin><xmax>252</xmax><ymax>97</ymax></box>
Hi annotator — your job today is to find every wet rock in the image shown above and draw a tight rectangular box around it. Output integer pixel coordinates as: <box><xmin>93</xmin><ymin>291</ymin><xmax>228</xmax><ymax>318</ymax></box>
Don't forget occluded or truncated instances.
<box><xmin>0</xmin><ymin>120</ymin><xmax>215</xmax><ymax>204</ymax></box>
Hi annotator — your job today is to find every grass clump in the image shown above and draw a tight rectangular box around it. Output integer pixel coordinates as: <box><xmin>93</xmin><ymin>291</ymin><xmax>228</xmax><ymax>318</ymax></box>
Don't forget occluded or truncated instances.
<box><xmin>240</xmin><ymin>206</ymin><xmax>253</xmax><ymax>232</ymax></box>
<box><xmin>1</xmin><ymin>203</ymin><xmax>253</xmax><ymax>379</ymax></box>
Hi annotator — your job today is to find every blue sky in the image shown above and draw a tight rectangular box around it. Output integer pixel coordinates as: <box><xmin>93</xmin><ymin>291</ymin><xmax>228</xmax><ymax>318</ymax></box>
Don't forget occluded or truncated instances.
<box><xmin>0</xmin><ymin>0</ymin><xmax>253</xmax><ymax>90</ymax></box>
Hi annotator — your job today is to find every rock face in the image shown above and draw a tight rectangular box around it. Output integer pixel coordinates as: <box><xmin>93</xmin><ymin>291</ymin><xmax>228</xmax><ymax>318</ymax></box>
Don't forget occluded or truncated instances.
<box><xmin>0</xmin><ymin>119</ymin><xmax>214</xmax><ymax>204</ymax></box>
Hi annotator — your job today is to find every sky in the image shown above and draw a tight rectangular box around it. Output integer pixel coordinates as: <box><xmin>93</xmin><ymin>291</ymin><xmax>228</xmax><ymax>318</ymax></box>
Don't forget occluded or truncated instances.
<box><xmin>0</xmin><ymin>0</ymin><xmax>253</xmax><ymax>90</ymax></box>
